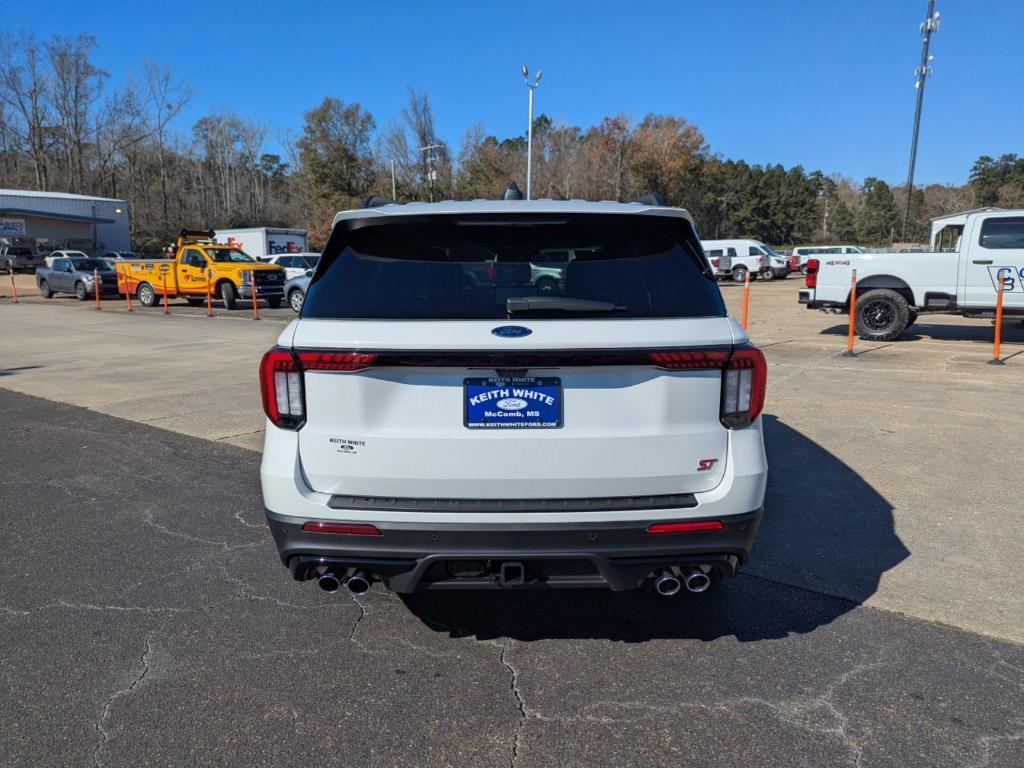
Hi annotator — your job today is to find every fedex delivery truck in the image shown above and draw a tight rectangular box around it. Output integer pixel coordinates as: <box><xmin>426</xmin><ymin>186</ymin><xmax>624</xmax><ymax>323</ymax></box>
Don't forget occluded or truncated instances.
<box><xmin>213</xmin><ymin>227</ymin><xmax>308</xmax><ymax>260</ymax></box>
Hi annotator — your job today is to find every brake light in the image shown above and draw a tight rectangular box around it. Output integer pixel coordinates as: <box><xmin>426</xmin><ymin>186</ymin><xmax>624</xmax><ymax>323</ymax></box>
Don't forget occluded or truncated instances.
<box><xmin>259</xmin><ymin>347</ymin><xmax>378</xmax><ymax>430</ymax></box>
<box><xmin>720</xmin><ymin>347</ymin><xmax>767</xmax><ymax>428</ymax></box>
<box><xmin>711</xmin><ymin>258</ymin><xmax>720</xmax><ymax>268</ymax></box>
<box><xmin>805</xmin><ymin>258</ymin><xmax>820</xmax><ymax>289</ymax></box>
<box><xmin>648</xmin><ymin>349</ymin><xmax>731</xmax><ymax>369</ymax></box>
<box><xmin>301</xmin><ymin>521</ymin><xmax>382</xmax><ymax>536</ymax></box>
<box><xmin>645</xmin><ymin>520</ymin><xmax>725</xmax><ymax>534</ymax></box>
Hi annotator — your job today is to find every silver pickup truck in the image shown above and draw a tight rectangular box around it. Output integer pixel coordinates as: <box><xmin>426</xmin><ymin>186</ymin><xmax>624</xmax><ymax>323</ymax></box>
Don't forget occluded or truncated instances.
<box><xmin>36</xmin><ymin>256</ymin><xmax>120</xmax><ymax>301</ymax></box>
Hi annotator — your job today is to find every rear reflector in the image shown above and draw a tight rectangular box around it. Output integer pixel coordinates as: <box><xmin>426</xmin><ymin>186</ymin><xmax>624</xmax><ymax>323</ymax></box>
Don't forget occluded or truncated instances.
<box><xmin>301</xmin><ymin>521</ymin><xmax>383</xmax><ymax>536</ymax></box>
<box><xmin>645</xmin><ymin>520</ymin><xmax>725</xmax><ymax>534</ymax></box>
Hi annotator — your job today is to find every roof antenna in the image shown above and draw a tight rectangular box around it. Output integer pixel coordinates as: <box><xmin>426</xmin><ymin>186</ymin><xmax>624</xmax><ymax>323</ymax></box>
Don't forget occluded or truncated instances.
<box><xmin>502</xmin><ymin>181</ymin><xmax>524</xmax><ymax>201</ymax></box>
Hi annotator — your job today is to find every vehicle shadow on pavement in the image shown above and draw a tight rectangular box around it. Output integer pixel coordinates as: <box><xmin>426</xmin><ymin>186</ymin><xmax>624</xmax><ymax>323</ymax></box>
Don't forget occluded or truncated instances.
<box><xmin>819</xmin><ymin>321</ymin><xmax>1024</xmax><ymax>344</ymax></box>
<box><xmin>401</xmin><ymin>415</ymin><xmax>908</xmax><ymax>643</ymax></box>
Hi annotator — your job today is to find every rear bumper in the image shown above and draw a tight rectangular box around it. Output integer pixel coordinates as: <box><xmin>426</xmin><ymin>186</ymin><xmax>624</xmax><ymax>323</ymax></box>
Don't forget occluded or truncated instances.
<box><xmin>266</xmin><ymin>507</ymin><xmax>763</xmax><ymax>592</ymax></box>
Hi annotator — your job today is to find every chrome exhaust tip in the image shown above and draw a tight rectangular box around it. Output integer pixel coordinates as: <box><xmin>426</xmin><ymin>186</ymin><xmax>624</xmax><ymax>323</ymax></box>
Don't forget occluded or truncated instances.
<box><xmin>317</xmin><ymin>571</ymin><xmax>342</xmax><ymax>593</ymax></box>
<box><xmin>682</xmin><ymin>566</ymin><xmax>711</xmax><ymax>594</ymax></box>
<box><xmin>347</xmin><ymin>570</ymin><xmax>371</xmax><ymax>595</ymax></box>
<box><xmin>654</xmin><ymin>569</ymin><xmax>682</xmax><ymax>596</ymax></box>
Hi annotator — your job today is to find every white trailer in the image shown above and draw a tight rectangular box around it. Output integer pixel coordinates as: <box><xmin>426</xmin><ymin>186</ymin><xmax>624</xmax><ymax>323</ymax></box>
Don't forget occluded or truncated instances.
<box><xmin>213</xmin><ymin>227</ymin><xmax>308</xmax><ymax>260</ymax></box>
<box><xmin>799</xmin><ymin>209</ymin><xmax>1024</xmax><ymax>340</ymax></box>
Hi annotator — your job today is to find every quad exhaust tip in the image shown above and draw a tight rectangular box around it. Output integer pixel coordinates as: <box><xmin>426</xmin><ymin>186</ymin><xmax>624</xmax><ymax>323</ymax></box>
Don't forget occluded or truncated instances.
<box><xmin>654</xmin><ymin>570</ymin><xmax>682</xmax><ymax>596</ymax></box>
<box><xmin>681</xmin><ymin>566</ymin><xmax>712</xmax><ymax>594</ymax></box>
<box><xmin>317</xmin><ymin>571</ymin><xmax>342</xmax><ymax>593</ymax></box>
<box><xmin>347</xmin><ymin>570</ymin><xmax>371</xmax><ymax>595</ymax></box>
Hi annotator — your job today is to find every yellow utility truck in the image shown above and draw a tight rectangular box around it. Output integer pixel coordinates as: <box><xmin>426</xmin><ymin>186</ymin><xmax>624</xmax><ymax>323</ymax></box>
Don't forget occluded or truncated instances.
<box><xmin>116</xmin><ymin>229</ymin><xmax>287</xmax><ymax>309</ymax></box>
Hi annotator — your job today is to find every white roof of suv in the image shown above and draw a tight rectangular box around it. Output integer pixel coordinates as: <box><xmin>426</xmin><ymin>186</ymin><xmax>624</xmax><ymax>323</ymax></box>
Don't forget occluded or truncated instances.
<box><xmin>333</xmin><ymin>199</ymin><xmax>696</xmax><ymax>228</ymax></box>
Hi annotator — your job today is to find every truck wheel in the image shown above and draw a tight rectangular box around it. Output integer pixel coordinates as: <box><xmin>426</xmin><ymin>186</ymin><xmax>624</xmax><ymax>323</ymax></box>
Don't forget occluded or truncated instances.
<box><xmin>75</xmin><ymin>281</ymin><xmax>89</xmax><ymax>301</ymax></box>
<box><xmin>137</xmin><ymin>282</ymin><xmax>157</xmax><ymax>307</ymax></box>
<box><xmin>220</xmin><ymin>282</ymin><xmax>238</xmax><ymax>310</ymax></box>
<box><xmin>288</xmin><ymin>288</ymin><xmax>305</xmax><ymax>313</ymax></box>
<box><xmin>760</xmin><ymin>268</ymin><xmax>775</xmax><ymax>281</ymax></box>
<box><xmin>731</xmin><ymin>266</ymin><xmax>749</xmax><ymax>283</ymax></box>
<box><xmin>855</xmin><ymin>289</ymin><xmax>910</xmax><ymax>341</ymax></box>
<box><xmin>39</xmin><ymin>279</ymin><xmax>52</xmax><ymax>299</ymax></box>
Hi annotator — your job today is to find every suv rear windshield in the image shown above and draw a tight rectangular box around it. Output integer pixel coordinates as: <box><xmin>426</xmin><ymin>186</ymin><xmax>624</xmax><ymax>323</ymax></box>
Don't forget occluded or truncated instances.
<box><xmin>304</xmin><ymin>214</ymin><xmax>725</xmax><ymax>320</ymax></box>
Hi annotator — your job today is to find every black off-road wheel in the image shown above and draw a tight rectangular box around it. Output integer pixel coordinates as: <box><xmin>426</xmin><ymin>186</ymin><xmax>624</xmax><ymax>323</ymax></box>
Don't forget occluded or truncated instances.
<box><xmin>137</xmin><ymin>282</ymin><xmax>157</xmax><ymax>307</ymax></box>
<box><xmin>855</xmin><ymin>288</ymin><xmax>911</xmax><ymax>341</ymax></box>
<box><xmin>220</xmin><ymin>282</ymin><xmax>238</xmax><ymax>310</ymax></box>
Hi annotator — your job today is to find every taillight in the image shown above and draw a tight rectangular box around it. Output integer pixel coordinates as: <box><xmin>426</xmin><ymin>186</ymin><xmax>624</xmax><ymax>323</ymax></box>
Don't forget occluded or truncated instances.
<box><xmin>720</xmin><ymin>347</ymin><xmax>767</xmax><ymax>428</ymax></box>
<box><xmin>805</xmin><ymin>258</ymin><xmax>820</xmax><ymax>289</ymax></box>
<box><xmin>259</xmin><ymin>347</ymin><xmax>377</xmax><ymax>430</ymax></box>
<box><xmin>711</xmin><ymin>258</ymin><xmax>720</xmax><ymax>268</ymax></box>
<box><xmin>648</xmin><ymin>349</ymin><xmax>731</xmax><ymax>369</ymax></box>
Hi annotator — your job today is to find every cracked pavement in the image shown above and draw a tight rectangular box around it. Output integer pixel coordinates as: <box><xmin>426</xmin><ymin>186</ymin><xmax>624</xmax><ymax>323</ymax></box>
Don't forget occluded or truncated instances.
<box><xmin>1</xmin><ymin>390</ymin><xmax>1023</xmax><ymax>766</ymax></box>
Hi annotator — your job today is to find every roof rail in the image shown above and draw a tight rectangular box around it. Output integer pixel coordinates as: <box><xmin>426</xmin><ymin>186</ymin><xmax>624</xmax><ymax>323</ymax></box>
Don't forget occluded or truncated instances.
<box><xmin>364</xmin><ymin>195</ymin><xmax>398</xmax><ymax>208</ymax></box>
<box><xmin>629</xmin><ymin>193</ymin><xmax>666</xmax><ymax>206</ymax></box>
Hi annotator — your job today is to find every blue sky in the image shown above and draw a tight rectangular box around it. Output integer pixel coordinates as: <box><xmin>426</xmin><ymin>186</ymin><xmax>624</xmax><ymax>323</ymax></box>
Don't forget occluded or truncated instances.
<box><xmin>11</xmin><ymin>0</ymin><xmax>1023</xmax><ymax>185</ymax></box>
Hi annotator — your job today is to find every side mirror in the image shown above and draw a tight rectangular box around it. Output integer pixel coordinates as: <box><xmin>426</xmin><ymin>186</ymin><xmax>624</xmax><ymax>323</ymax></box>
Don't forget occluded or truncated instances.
<box><xmin>305</xmin><ymin>270</ymin><xmax>313</xmax><ymax>278</ymax></box>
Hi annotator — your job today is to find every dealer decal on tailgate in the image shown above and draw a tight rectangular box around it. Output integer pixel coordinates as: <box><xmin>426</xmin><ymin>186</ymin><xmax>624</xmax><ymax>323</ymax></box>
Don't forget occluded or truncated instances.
<box><xmin>464</xmin><ymin>377</ymin><xmax>562</xmax><ymax>429</ymax></box>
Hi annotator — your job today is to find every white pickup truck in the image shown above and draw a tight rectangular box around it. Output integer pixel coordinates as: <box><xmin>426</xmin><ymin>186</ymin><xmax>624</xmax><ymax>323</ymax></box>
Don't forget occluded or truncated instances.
<box><xmin>799</xmin><ymin>209</ymin><xmax>1024</xmax><ymax>340</ymax></box>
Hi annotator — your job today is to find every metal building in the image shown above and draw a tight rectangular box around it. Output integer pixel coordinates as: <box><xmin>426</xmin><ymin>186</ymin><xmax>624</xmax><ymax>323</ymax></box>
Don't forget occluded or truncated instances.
<box><xmin>0</xmin><ymin>189</ymin><xmax>130</xmax><ymax>255</ymax></box>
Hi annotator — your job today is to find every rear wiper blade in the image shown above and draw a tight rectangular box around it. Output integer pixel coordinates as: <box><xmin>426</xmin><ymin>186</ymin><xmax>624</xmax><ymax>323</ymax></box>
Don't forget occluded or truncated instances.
<box><xmin>506</xmin><ymin>296</ymin><xmax>627</xmax><ymax>315</ymax></box>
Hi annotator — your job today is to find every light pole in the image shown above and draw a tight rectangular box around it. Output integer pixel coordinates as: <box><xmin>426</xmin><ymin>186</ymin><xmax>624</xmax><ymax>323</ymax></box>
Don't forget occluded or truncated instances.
<box><xmin>901</xmin><ymin>1</ymin><xmax>940</xmax><ymax>241</ymax></box>
<box><xmin>521</xmin><ymin>65</ymin><xmax>542</xmax><ymax>200</ymax></box>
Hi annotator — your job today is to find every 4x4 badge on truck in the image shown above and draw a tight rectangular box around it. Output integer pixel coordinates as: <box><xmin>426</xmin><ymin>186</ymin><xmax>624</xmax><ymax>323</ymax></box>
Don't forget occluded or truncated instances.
<box><xmin>491</xmin><ymin>325</ymin><xmax>532</xmax><ymax>338</ymax></box>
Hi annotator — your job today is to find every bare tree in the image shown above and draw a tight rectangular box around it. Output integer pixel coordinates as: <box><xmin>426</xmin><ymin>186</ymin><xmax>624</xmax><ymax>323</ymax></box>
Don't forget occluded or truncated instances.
<box><xmin>0</xmin><ymin>33</ymin><xmax>53</xmax><ymax>189</ymax></box>
<box><xmin>141</xmin><ymin>59</ymin><xmax>192</xmax><ymax>231</ymax></box>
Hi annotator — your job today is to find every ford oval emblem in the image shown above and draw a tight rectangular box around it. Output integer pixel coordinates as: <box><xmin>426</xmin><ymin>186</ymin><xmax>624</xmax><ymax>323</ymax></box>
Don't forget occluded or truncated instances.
<box><xmin>491</xmin><ymin>325</ymin><xmax>532</xmax><ymax>338</ymax></box>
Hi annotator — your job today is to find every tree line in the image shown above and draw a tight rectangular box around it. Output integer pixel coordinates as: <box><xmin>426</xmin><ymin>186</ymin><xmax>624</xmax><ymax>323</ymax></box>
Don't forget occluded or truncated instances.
<box><xmin>1</xmin><ymin>32</ymin><xmax>1018</xmax><ymax>252</ymax></box>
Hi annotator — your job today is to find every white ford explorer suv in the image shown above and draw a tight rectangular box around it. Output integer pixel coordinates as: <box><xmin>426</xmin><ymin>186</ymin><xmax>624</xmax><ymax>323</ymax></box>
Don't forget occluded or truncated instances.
<box><xmin>259</xmin><ymin>197</ymin><xmax>768</xmax><ymax>597</ymax></box>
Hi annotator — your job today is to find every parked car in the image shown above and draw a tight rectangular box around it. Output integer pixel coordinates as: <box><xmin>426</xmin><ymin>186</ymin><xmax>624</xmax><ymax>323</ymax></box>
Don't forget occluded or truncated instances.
<box><xmin>284</xmin><ymin>270</ymin><xmax>312</xmax><ymax>312</ymax></box>
<box><xmin>36</xmin><ymin>257</ymin><xmax>119</xmax><ymax>300</ymax></box>
<box><xmin>1</xmin><ymin>245</ymin><xmax>41</xmax><ymax>273</ymax></box>
<box><xmin>701</xmin><ymin>239</ymin><xmax>789</xmax><ymax>281</ymax></box>
<box><xmin>800</xmin><ymin>209</ymin><xmax>1024</xmax><ymax>340</ymax></box>
<box><xmin>792</xmin><ymin>245</ymin><xmax>864</xmax><ymax>274</ymax></box>
<box><xmin>101</xmin><ymin>250</ymin><xmax>142</xmax><ymax>261</ymax></box>
<box><xmin>259</xmin><ymin>198</ymin><xmax>768</xmax><ymax>596</ymax></box>
<box><xmin>261</xmin><ymin>253</ymin><xmax>321</xmax><ymax>280</ymax></box>
<box><xmin>43</xmin><ymin>249</ymin><xmax>90</xmax><ymax>268</ymax></box>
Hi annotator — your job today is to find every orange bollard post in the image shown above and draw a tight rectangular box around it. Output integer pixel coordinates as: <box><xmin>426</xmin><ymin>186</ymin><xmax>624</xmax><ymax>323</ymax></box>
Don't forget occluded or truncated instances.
<box><xmin>251</xmin><ymin>270</ymin><xmax>260</xmax><ymax>321</ymax></box>
<box><xmin>740</xmin><ymin>271</ymin><xmax>751</xmax><ymax>331</ymax></box>
<box><xmin>9</xmin><ymin>268</ymin><xmax>18</xmax><ymax>303</ymax></box>
<box><xmin>989</xmin><ymin>274</ymin><xmax>1006</xmax><ymax>365</ymax></box>
<box><xmin>94</xmin><ymin>268</ymin><xmax>101</xmax><ymax>309</ymax></box>
<box><xmin>162</xmin><ymin>272</ymin><xmax>170</xmax><ymax>314</ymax></box>
<box><xmin>121</xmin><ymin>264</ymin><xmax>133</xmax><ymax>311</ymax></box>
<box><xmin>843</xmin><ymin>268</ymin><xmax>858</xmax><ymax>356</ymax></box>
<box><xmin>206</xmin><ymin>269</ymin><xmax>213</xmax><ymax>317</ymax></box>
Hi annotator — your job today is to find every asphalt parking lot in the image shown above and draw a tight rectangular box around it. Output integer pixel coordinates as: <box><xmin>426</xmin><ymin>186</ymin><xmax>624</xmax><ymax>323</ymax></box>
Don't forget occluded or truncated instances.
<box><xmin>2</xmin><ymin>275</ymin><xmax>1023</xmax><ymax>766</ymax></box>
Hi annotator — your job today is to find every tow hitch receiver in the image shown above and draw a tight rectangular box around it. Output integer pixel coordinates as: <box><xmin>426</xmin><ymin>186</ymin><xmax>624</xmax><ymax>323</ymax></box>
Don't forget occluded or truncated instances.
<box><xmin>500</xmin><ymin>561</ymin><xmax>526</xmax><ymax>586</ymax></box>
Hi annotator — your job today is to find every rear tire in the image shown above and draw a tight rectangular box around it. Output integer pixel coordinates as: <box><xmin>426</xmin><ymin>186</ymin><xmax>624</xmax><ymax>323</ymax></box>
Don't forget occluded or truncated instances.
<box><xmin>760</xmin><ymin>268</ymin><xmax>775</xmax><ymax>281</ymax></box>
<box><xmin>39</xmin><ymin>279</ymin><xmax>52</xmax><ymax>299</ymax></box>
<box><xmin>288</xmin><ymin>288</ymin><xmax>305</xmax><ymax>313</ymax></box>
<box><xmin>220</xmin><ymin>282</ymin><xmax>238</xmax><ymax>310</ymax></box>
<box><xmin>855</xmin><ymin>288</ymin><xmax>910</xmax><ymax>341</ymax></box>
<box><xmin>731</xmin><ymin>266</ymin><xmax>749</xmax><ymax>283</ymax></box>
<box><xmin>535</xmin><ymin>276</ymin><xmax>558</xmax><ymax>294</ymax></box>
<box><xmin>75</xmin><ymin>281</ymin><xmax>88</xmax><ymax>301</ymax></box>
<box><xmin>137</xmin><ymin>282</ymin><xmax>157</xmax><ymax>307</ymax></box>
